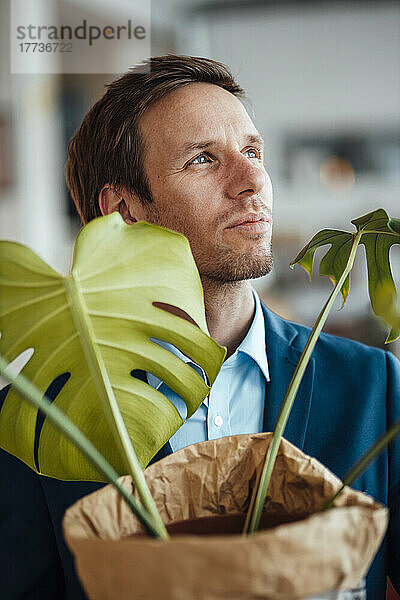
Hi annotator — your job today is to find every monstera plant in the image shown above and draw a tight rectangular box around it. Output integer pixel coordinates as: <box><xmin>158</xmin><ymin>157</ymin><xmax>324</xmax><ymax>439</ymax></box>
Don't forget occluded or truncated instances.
<box><xmin>0</xmin><ymin>207</ymin><xmax>399</xmax><ymax>545</ymax></box>
<box><xmin>0</xmin><ymin>213</ymin><xmax>225</xmax><ymax>537</ymax></box>
<box><xmin>244</xmin><ymin>207</ymin><xmax>400</xmax><ymax>532</ymax></box>
<box><xmin>2</xmin><ymin>206</ymin><xmax>400</xmax><ymax>600</ymax></box>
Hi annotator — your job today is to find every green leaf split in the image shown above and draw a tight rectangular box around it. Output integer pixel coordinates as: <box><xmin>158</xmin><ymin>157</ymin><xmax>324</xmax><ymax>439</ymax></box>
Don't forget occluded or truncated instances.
<box><xmin>290</xmin><ymin>209</ymin><xmax>400</xmax><ymax>341</ymax></box>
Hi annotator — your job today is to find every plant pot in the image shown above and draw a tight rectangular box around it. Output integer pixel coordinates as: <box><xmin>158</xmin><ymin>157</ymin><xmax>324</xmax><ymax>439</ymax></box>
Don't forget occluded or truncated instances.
<box><xmin>63</xmin><ymin>433</ymin><xmax>387</xmax><ymax>600</ymax></box>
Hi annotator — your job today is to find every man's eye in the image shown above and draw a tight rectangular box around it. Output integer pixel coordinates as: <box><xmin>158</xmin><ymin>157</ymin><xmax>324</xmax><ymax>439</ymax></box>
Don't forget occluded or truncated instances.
<box><xmin>245</xmin><ymin>148</ymin><xmax>261</xmax><ymax>159</ymax></box>
<box><xmin>190</xmin><ymin>153</ymin><xmax>211</xmax><ymax>165</ymax></box>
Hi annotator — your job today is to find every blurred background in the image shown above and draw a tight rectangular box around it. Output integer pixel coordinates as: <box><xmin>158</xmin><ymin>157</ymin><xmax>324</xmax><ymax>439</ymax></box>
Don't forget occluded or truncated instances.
<box><xmin>1</xmin><ymin>0</ymin><xmax>399</xmax><ymax>356</ymax></box>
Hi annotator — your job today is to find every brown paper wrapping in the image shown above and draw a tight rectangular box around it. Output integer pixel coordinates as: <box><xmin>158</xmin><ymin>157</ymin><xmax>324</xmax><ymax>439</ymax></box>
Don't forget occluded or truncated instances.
<box><xmin>63</xmin><ymin>433</ymin><xmax>388</xmax><ymax>600</ymax></box>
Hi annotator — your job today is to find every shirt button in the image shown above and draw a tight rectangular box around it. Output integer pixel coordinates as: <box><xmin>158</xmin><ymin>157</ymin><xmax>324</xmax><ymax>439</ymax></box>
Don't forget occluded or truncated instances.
<box><xmin>214</xmin><ymin>415</ymin><xmax>223</xmax><ymax>427</ymax></box>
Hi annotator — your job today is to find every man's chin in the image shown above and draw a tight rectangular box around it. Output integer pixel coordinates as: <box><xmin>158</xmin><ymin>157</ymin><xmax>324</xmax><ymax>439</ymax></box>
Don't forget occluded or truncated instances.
<box><xmin>203</xmin><ymin>252</ymin><xmax>274</xmax><ymax>283</ymax></box>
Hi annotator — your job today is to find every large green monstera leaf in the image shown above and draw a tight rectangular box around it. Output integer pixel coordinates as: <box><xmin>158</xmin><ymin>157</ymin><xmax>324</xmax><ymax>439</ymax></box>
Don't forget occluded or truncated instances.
<box><xmin>0</xmin><ymin>214</ymin><xmax>225</xmax><ymax>481</ymax></box>
<box><xmin>290</xmin><ymin>208</ymin><xmax>400</xmax><ymax>342</ymax></box>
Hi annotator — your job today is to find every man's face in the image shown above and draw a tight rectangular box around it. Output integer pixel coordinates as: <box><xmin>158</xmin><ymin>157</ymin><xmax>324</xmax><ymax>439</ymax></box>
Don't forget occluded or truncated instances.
<box><xmin>136</xmin><ymin>82</ymin><xmax>273</xmax><ymax>282</ymax></box>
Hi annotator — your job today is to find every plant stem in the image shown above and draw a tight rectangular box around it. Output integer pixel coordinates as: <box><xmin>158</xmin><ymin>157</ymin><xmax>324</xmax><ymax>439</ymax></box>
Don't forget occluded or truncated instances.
<box><xmin>0</xmin><ymin>355</ymin><xmax>163</xmax><ymax>539</ymax></box>
<box><xmin>323</xmin><ymin>418</ymin><xmax>400</xmax><ymax>510</ymax></box>
<box><xmin>243</xmin><ymin>231</ymin><xmax>363</xmax><ymax>534</ymax></box>
<box><xmin>64</xmin><ymin>275</ymin><xmax>168</xmax><ymax>539</ymax></box>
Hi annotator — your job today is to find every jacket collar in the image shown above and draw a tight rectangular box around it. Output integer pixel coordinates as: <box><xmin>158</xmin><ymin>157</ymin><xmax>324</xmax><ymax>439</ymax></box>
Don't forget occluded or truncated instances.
<box><xmin>261</xmin><ymin>303</ymin><xmax>314</xmax><ymax>451</ymax></box>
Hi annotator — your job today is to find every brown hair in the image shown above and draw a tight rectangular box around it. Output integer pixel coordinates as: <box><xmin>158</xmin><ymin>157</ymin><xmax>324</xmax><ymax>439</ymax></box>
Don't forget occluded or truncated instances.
<box><xmin>65</xmin><ymin>54</ymin><xmax>244</xmax><ymax>224</ymax></box>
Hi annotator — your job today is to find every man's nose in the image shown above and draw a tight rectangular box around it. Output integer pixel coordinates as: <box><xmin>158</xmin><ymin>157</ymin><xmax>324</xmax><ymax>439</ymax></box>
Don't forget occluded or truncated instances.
<box><xmin>225</xmin><ymin>153</ymin><xmax>266</xmax><ymax>200</ymax></box>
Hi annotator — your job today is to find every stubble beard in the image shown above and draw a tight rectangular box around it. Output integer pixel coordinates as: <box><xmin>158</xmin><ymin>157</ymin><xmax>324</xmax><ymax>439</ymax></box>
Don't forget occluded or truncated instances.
<box><xmin>142</xmin><ymin>201</ymin><xmax>274</xmax><ymax>284</ymax></box>
<box><xmin>199</xmin><ymin>240</ymin><xmax>274</xmax><ymax>283</ymax></box>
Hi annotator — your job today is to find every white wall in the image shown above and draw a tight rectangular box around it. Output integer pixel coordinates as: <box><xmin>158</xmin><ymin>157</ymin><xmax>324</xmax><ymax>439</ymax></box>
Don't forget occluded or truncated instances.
<box><xmin>0</xmin><ymin>0</ymin><xmax>68</xmax><ymax>272</ymax></box>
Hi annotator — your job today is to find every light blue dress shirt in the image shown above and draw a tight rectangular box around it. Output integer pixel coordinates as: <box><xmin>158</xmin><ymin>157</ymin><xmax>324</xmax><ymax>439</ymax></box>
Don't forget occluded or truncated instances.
<box><xmin>147</xmin><ymin>290</ymin><xmax>269</xmax><ymax>452</ymax></box>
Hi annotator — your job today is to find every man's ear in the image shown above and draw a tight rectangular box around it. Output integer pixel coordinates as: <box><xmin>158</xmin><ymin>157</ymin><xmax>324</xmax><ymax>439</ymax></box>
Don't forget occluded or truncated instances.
<box><xmin>98</xmin><ymin>185</ymin><xmax>144</xmax><ymax>225</ymax></box>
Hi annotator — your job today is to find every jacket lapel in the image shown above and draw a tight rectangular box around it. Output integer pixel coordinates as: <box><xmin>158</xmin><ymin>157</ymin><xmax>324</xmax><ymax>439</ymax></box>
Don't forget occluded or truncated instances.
<box><xmin>261</xmin><ymin>304</ymin><xmax>315</xmax><ymax>451</ymax></box>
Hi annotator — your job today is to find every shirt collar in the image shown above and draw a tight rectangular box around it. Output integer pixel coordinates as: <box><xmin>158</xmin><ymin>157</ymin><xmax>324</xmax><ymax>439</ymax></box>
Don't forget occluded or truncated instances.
<box><xmin>223</xmin><ymin>289</ymin><xmax>270</xmax><ymax>382</ymax></box>
<box><xmin>146</xmin><ymin>288</ymin><xmax>269</xmax><ymax>389</ymax></box>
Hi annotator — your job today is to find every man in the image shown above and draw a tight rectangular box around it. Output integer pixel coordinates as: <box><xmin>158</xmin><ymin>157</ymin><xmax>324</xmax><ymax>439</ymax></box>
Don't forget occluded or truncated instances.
<box><xmin>1</xmin><ymin>55</ymin><xmax>399</xmax><ymax>599</ymax></box>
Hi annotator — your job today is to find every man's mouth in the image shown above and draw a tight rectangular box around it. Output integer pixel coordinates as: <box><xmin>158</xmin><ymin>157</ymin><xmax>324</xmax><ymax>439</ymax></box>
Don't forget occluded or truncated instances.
<box><xmin>225</xmin><ymin>213</ymin><xmax>271</xmax><ymax>233</ymax></box>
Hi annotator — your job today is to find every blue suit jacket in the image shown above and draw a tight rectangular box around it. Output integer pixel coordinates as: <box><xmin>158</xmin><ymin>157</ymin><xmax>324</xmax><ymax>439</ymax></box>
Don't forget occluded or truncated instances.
<box><xmin>1</xmin><ymin>305</ymin><xmax>399</xmax><ymax>599</ymax></box>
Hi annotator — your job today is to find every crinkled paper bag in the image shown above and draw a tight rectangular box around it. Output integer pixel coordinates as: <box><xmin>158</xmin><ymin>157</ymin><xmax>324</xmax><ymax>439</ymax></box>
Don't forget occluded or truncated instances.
<box><xmin>63</xmin><ymin>433</ymin><xmax>388</xmax><ymax>600</ymax></box>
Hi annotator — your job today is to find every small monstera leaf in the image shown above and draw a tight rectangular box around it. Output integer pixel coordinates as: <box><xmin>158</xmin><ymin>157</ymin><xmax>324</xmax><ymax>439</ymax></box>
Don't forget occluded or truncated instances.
<box><xmin>290</xmin><ymin>208</ymin><xmax>400</xmax><ymax>343</ymax></box>
<box><xmin>0</xmin><ymin>214</ymin><xmax>226</xmax><ymax>481</ymax></box>
<box><xmin>372</xmin><ymin>280</ymin><xmax>400</xmax><ymax>340</ymax></box>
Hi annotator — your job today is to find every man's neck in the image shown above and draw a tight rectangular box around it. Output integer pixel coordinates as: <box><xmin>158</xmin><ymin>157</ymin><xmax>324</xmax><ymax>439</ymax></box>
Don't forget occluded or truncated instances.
<box><xmin>201</xmin><ymin>278</ymin><xmax>256</xmax><ymax>359</ymax></box>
